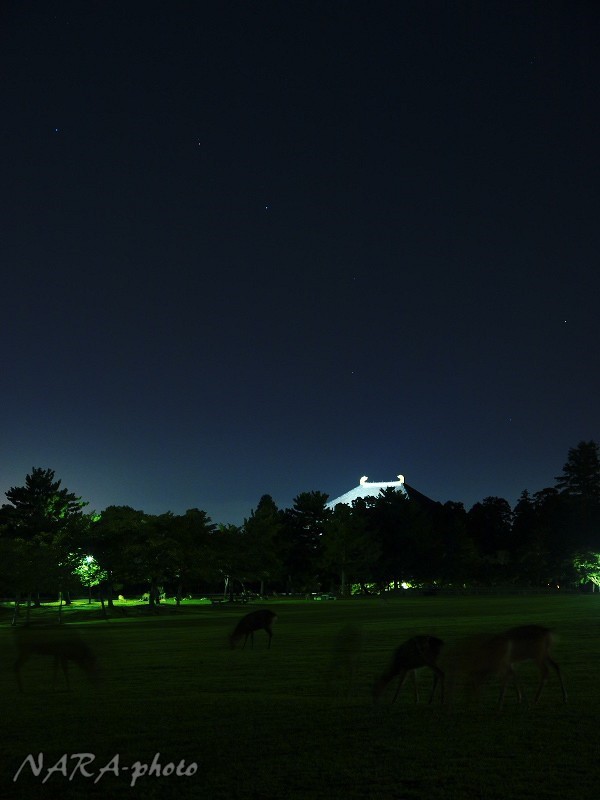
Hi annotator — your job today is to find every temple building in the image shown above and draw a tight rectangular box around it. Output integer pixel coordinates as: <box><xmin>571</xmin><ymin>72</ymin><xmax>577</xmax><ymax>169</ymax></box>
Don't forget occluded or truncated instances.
<box><xmin>325</xmin><ymin>474</ymin><xmax>409</xmax><ymax>509</ymax></box>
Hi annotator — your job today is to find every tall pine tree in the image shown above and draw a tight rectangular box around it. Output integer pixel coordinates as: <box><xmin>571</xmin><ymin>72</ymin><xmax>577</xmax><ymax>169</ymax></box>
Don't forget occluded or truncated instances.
<box><xmin>555</xmin><ymin>441</ymin><xmax>600</xmax><ymax>501</ymax></box>
<box><xmin>3</xmin><ymin>467</ymin><xmax>88</xmax><ymax>609</ymax></box>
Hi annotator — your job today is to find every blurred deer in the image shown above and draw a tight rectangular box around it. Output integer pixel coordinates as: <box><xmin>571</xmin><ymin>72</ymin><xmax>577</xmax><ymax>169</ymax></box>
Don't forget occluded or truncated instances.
<box><xmin>14</xmin><ymin>628</ymin><xmax>98</xmax><ymax>693</ymax></box>
<box><xmin>230</xmin><ymin>609</ymin><xmax>277</xmax><ymax>649</ymax></box>
<box><xmin>326</xmin><ymin>624</ymin><xmax>363</xmax><ymax>696</ymax></box>
<box><xmin>464</xmin><ymin>624</ymin><xmax>567</xmax><ymax>708</ymax></box>
<box><xmin>373</xmin><ymin>635</ymin><xmax>445</xmax><ymax>704</ymax></box>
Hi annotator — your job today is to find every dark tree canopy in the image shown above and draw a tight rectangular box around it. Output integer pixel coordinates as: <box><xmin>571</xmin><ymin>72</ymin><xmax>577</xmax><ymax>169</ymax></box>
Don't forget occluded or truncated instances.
<box><xmin>555</xmin><ymin>440</ymin><xmax>600</xmax><ymax>501</ymax></box>
<box><xmin>5</xmin><ymin>467</ymin><xmax>86</xmax><ymax>538</ymax></box>
<box><xmin>2</xmin><ymin>441</ymin><xmax>600</xmax><ymax>599</ymax></box>
<box><xmin>1</xmin><ymin>468</ymin><xmax>88</xmax><ymax>603</ymax></box>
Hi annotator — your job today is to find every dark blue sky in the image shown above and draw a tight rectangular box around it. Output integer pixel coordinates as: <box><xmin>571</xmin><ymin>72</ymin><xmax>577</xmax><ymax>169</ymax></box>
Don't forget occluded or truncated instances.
<box><xmin>1</xmin><ymin>1</ymin><xmax>598</xmax><ymax>523</ymax></box>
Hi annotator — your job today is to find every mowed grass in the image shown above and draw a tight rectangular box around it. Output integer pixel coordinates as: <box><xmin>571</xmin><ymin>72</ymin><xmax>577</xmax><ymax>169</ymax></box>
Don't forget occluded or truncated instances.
<box><xmin>2</xmin><ymin>595</ymin><xmax>600</xmax><ymax>800</ymax></box>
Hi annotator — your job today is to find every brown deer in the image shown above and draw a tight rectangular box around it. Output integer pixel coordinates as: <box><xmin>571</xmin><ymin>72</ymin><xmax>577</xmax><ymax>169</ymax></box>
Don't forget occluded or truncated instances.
<box><xmin>14</xmin><ymin>628</ymin><xmax>98</xmax><ymax>693</ymax></box>
<box><xmin>229</xmin><ymin>609</ymin><xmax>277</xmax><ymax>649</ymax></box>
<box><xmin>465</xmin><ymin>624</ymin><xmax>567</xmax><ymax>708</ymax></box>
<box><xmin>373</xmin><ymin>635</ymin><xmax>445</xmax><ymax>704</ymax></box>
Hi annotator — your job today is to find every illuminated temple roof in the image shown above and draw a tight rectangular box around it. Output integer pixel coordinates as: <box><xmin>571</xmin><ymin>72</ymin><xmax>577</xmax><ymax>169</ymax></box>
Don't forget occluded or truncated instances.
<box><xmin>326</xmin><ymin>474</ymin><xmax>410</xmax><ymax>509</ymax></box>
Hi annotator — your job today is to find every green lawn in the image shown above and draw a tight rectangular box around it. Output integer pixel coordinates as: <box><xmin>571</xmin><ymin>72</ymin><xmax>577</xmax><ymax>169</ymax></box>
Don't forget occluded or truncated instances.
<box><xmin>2</xmin><ymin>595</ymin><xmax>599</xmax><ymax>800</ymax></box>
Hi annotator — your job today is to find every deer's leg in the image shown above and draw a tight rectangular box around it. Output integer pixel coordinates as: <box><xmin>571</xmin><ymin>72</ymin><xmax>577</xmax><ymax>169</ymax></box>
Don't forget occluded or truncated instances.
<box><xmin>536</xmin><ymin>656</ymin><xmax>567</xmax><ymax>703</ymax></box>
<box><xmin>266</xmin><ymin>627</ymin><xmax>273</xmax><ymax>648</ymax></box>
<box><xmin>546</xmin><ymin>657</ymin><xmax>567</xmax><ymax>703</ymax></box>
<box><xmin>498</xmin><ymin>665</ymin><xmax>517</xmax><ymax>709</ymax></box>
<box><xmin>391</xmin><ymin>670</ymin><xmax>408</xmax><ymax>705</ymax></box>
<box><xmin>429</xmin><ymin>666</ymin><xmax>445</xmax><ymax>704</ymax></box>
<box><xmin>411</xmin><ymin>670</ymin><xmax>420</xmax><ymax>704</ymax></box>
<box><xmin>533</xmin><ymin>659</ymin><xmax>550</xmax><ymax>704</ymax></box>
<box><xmin>510</xmin><ymin>667</ymin><xmax>523</xmax><ymax>704</ymax></box>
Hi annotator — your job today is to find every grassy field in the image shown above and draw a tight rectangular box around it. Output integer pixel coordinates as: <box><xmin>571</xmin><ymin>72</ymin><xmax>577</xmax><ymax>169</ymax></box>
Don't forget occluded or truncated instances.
<box><xmin>1</xmin><ymin>595</ymin><xmax>599</xmax><ymax>800</ymax></box>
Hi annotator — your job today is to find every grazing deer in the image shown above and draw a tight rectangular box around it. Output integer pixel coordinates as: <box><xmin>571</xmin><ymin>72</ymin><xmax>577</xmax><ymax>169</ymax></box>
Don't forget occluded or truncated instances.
<box><xmin>14</xmin><ymin>628</ymin><xmax>98</xmax><ymax>693</ymax></box>
<box><xmin>230</xmin><ymin>609</ymin><xmax>277</xmax><ymax>649</ymax></box>
<box><xmin>373</xmin><ymin>635</ymin><xmax>445</xmax><ymax>704</ymax></box>
<box><xmin>465</xmin><ymin>624</ymin><xmax>567</xmax><ymax>708</ymax></box>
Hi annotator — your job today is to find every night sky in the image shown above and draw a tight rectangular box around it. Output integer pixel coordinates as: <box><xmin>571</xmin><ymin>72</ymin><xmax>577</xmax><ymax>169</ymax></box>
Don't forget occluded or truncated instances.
<box><xmin>2</xmin><ymin>1</ymin><xmax>598</xmax><ymax>524</ymax></box>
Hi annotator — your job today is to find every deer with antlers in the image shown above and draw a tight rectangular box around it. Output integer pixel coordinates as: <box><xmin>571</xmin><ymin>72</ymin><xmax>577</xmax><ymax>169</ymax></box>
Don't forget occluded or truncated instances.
<box><xmin>373</xmin><ymin>635</ymin><xmax>445</xmax><ymax>704</ymax></box>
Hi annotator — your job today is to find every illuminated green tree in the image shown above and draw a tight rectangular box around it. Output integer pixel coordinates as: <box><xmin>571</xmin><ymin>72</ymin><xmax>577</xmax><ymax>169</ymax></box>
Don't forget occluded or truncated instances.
<box><xmin>73</xmin><ymin>555</ymin><xmax>108</xmax><ymax>603</ymax></box>
<box><xmin>573</xmin><ymin>552</ymin><xmax>600</xmax><ymax>591</ymax></box>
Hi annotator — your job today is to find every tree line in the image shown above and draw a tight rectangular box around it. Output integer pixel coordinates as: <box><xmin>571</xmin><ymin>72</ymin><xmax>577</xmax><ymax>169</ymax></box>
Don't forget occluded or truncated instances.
<box><xmin>1</xmin><ymin>441</ymin><xmax>599</xmax><ymax>608</ymax></box>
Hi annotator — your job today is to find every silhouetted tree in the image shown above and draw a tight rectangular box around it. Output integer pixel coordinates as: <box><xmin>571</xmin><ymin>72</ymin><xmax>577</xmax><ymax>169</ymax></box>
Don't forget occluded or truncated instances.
<box><xmin>554</xmin><ymin>441</ymin><xmax>600</xmax><ymax>555</ymax></box>
<box><xmin>511</xmin><ymin>490</ymin><xmax>544</xmax><ymax>584</ymax></box>
<box><xmin>210</xmin><ymin>524</ymin><xmax>250</xmax><ymax>598</ymax></box>
<box><xmin>128</xmin><ymin>512</ymin><xmax>181</xmax><ymax>609</ymax></box>
<box><xmin>321</xmin><ymin>502</ymin><xmax>378</xmax><ymax>594</ymax></box>
<box><xmin>555</xmin><ymin>441</ymin><xmax>600</xmax><ymax>501</ymax></box>
<box><xmin>165</xmin><ymin>508</ymin><xmax>215</xmax><ymax>602</ymax></box>
<box><xmin>433</xmin><ymin>501</ymin><xmax>479</xmax><ymax>585</ymax></box>
<box><xmin>89</xmin><ymin>505</ymin><xmax>148</xmax><ymax>611</ymax></box>
<box><xmin>364</xmin><ymin>488</ymin><xmax>434</xmax><ymax>588</ymax></box>
<box><xmin>282</xmin><ymin>491</ymin><xmax>330</xmax><ymax>592</ymax></box>
<box><xmin>466</xmin><ymin>497</ymin><xmax>514</xmax><ymax>584</ymax></box>
<box><xmin>530</xmin><ymin>488</ymin><xmax>575</xmax><ymax>585</ymax></box>
<box><xmin>2</xmin><ymin>468</ymin><xmax>88</xmax><ymax>609</ymax></box>
<box><xmin>243</xmin><ymin>495</ymin><xmax>284</xmax><ymax>595</ymax></box>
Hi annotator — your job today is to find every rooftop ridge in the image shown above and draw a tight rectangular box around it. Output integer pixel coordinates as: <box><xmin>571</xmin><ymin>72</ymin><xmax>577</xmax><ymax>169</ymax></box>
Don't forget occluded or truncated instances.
<box><xmin>326</xmin><ymin>473</ymin><xmax>409</xmax><ymax>509</ymax></box>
